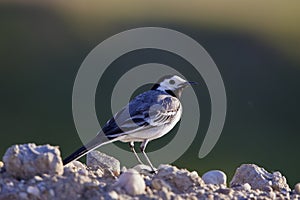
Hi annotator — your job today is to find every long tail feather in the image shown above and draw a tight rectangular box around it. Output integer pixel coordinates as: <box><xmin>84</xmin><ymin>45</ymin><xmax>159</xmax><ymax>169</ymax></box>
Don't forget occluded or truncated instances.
<box><xmin>63</xmin><ymin>132</ymin><xmax>121</xmax><ymax>165</ymax></box>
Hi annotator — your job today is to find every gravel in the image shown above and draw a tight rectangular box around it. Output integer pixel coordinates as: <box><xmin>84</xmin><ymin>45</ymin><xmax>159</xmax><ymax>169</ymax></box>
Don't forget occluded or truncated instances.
<box><xmin>0</xmin><ymin>143</ymin><xmax>299</xmax><ymax>200</ymax></box>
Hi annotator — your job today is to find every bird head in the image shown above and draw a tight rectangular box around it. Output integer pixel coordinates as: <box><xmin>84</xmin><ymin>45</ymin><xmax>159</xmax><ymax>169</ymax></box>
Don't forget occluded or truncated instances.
<box><xmin>152</xmin><ymin>75</ymin><xmax>197</xmax><ymax>98</ymax></box>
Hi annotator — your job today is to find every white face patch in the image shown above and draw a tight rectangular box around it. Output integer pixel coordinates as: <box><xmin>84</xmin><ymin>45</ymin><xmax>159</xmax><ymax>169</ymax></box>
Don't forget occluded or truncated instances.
<box><xmin>158</xmin><ymin>75</ymin><xmax>187</xmax><ymax>91</ymax></box>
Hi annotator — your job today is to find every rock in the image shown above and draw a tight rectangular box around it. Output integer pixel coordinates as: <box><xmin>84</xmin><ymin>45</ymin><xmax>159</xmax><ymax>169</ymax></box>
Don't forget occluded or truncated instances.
<box><xmin>242</xmin><ymin>183</ymin><xmax>252</xmax><ymax>191</ymax></box>
<box><xmin>65</xmin><ymin>160</ymin><xmax>86</xmax><ymax>170</ymax></box>
<box><xmin>216</xmin><ymin>188</ymin><xmax>233</xmax><ymax>195</ymax></box>
<box><xmin>107</xmin><ymin>190</ymin><xmax>119</xmax><ymax>199</ymax></box>
<box><xmin>0</xmin><ymin>161</ymin><xmax>4</xmax><ymax>173</ymax></box>
<box><xmin>64</xmin><ymin>160</ymin><xmax>92</xmax><ymax>177</ymax></box>
<box><xmin>158</xmin><ymin>186</ymin><xmax>172</xmax><ymax>200</ymax></box>
<box><xmin>115</xmin><ymin>169</ymin><xmax>145</xmax><ymax>195</ymax></box>
<box><xmin>3</xmin><ymin>143</ymin><xmax>63</xmax><ymax>179</ymax></box>
<box><xmin>121</xmin><ymin>166</ymin><xmax>127</xmax><ymax>173</ymax></box>
<box><xmin>272</xmin><ymin>171</ymin><xmax>290</xmax><ymax>191</ymax></box>
<box><xmin>206</xmin><ymin>194</ymin><xmax>214</xmax><ymax>200</ymax></box>
<box><xmin>231</xmin><ymin>183</ymin><xmax>252</xmax><ymax>192</ymax></box>
<box><xmin>19</xmin><ymin>192</ymin><xmax>28</xmax><ymax>199</ymax></box>
<box><xmin>230</xmin><ymin>164</ymin><xmax>290</xmax><ymax>192</ymax></box>
<box><xmin>269</xmin><ymin>191</ymin><xmax>276</xmax><ymax>199</ymax></box>
<box><xmin>87</xmin><ymin>150</ymin><xmax>120</xmax><ymax>176</ymax></box>
<box><xmin>155</xmin><ymin>165</ymin><xmax>205</xmax><ymax>193</ymax></box>
<box><xmin>49</xmin><ymin>189</ymin><xmax>55</xmax><ymax>197</ymax></box>
<box><xmin>202</xmin><ymin>170</ymin><xmax>227</xmax><ymax>185</ymax></box>
<box><xmin>27</xmin><ymin>186</ymin><xmax>40</xmax><ymax>197</ymax></box>
<box><xmin>263</xmin><ymin>185</ymin><xmax>273</xmax><ymax>192</ymax></box>
<box><xmin>152</xmin><ymin>178</ymin><xmax>172</xmax><ymax>191</ymax></box>
<box><xmin>173</xmin><ymin>195</ymin><xmax>184</xmax><ymax>200</ymax></box>
<box><xmin>33</xmin><ymin>175</ymin><xmax>43</xmax><ymax>182</ymax></box>
<box><xmin>294</xmin><ymin>183</ymin><xmax>300</xmax><ymax>194</ymax></box>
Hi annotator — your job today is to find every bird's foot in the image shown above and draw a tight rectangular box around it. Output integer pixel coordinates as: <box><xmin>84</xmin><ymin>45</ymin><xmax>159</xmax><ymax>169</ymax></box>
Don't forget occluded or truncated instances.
<box><xmin>133</xmin><ymin>164</ymin><xmax>157</xmax><ymax>175</ymax></box>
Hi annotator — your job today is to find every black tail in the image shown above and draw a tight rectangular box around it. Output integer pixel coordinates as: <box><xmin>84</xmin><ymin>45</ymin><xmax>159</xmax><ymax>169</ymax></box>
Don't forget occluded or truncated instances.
<box><xmin>62</xmin><ymin>132</ymin><xmax>118</xmax><ymax>165</ymax></box>
<box><xmin>63</xmin><ymin>145</ymin><xmax>88</xmax><ymax>165</ymax></box>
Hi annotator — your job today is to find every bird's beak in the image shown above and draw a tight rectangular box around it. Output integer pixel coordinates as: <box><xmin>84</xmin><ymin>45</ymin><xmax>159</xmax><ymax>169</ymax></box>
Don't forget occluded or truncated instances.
<box><xmin>180</xmin><ymin>81</ymin><xmax>198</xmax><ymax>88</ymax></box>
<box><xmin>188</xmin><ymin>81</ymin><xmax>198</xmax><ymax>85</ymax></box>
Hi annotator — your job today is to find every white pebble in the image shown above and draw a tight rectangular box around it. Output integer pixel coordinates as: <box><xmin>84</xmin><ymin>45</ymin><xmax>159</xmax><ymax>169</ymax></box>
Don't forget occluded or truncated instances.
<box><xmin>108</xmin><ymin>191</ymin><xmax>119</xmax><ymax>199</ymax></box>
<box><xmin>6</xmin><ymin>181</ymin><xmax>14</xmax><ymax>187</ymax></box>
<box><xmin>34</xmin><ymin>175</ymin><xmax>43</xmax><ymax>181</ymax></box>
<box><xmin>115</xmin><ymin>169</ymin><xmax>145</xmax><ymax>195</ymax></box>
<box><xmin>242</xmin><ymin>183</ymin><xmax>252</xmax><ymax>191</ymax></box>
<box><xmin>49</xmin><ymin>189</ymin><xmax>55</xmax><ymax>197</ymax></box>
<box><xmin>27</xmin><ymin>186</ymin><xmax>40</xmax><ymax>196</ymax></box>
<box><xmin>202</xmin><ymin>170</ymin><xmax>227</xmax><ymax>185</ymax></box>
<box><xmin>295</xmin><ymin>183</ymin><xmax>300</xmax><ymax>194</ymax></box>
<box><xmin>269</xmin><ymin>191</ymin><xmax>276</xmax><ymax>199</ymax></box>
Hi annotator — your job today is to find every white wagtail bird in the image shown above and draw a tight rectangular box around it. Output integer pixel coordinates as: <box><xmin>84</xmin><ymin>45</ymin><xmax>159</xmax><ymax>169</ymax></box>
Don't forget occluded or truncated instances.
<box><xmin>63</xmin><ymin>75</ymin><xmax>196</xmax><ymax>171</ymax></box>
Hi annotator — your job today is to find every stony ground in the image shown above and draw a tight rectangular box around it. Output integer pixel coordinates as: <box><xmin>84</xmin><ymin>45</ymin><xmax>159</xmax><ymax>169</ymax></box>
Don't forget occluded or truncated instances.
<box><xmin>0</xmin><ymin>143</ymin><xmax>299</xmax><ymax>200</ymax></box>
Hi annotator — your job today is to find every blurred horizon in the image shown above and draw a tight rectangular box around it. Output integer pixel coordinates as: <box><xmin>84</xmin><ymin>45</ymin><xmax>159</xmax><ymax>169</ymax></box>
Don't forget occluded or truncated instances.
<box><xmin>0</xmin><ymin>1</ymin><xmax>299</xmax><ymax>186</ymax></box>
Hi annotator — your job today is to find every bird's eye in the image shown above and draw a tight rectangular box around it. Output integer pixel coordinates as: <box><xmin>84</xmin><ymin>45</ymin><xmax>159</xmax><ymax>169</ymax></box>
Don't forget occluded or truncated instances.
<box><xmin>169</xmin><ymin>80</ymin><xmax>175</xmax><ymax>85</ymax></box>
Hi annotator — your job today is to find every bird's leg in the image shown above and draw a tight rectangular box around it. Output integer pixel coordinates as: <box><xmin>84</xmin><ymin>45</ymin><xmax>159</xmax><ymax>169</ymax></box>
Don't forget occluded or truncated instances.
<box><xmin>129</xmin><ymin>141</ymin><xmax>144</xmax><ymax>165</ymax></box>
<box><xmin>140</xmin><ymin>140</ymin><xmax>157</xmax><ymax>173</ymax></box>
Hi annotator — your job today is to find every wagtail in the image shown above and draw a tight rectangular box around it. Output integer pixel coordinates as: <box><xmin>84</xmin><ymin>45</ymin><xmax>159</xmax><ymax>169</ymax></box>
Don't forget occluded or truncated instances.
<box><xmin>63</xmin><ymin>75</ymin><xmax>196</xmax><ymax>171</ymax></box>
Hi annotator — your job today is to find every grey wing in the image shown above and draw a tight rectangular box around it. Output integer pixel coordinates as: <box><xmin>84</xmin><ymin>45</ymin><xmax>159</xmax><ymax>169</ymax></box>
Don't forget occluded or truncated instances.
<box><xmin>146</xmin><ymin>96</ymin><xmax>182</xmax><ymax>126</ymax></box>
<box><xmin>102</xmin><ymin>97</ymin><xmax>152</xmax><ymax>139</ymax></box>
<box><xmin>103</xmin><ymin>95</ymin><xmax>181</xmax><ymax>138</ymax></box>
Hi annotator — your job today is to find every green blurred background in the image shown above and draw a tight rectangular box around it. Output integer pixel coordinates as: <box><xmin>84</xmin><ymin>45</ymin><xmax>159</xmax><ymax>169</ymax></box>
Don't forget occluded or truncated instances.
<box><xmin>1</xmin><ymin>0</ymin><xmax>300</xmax><ymax>185</ymax></box>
